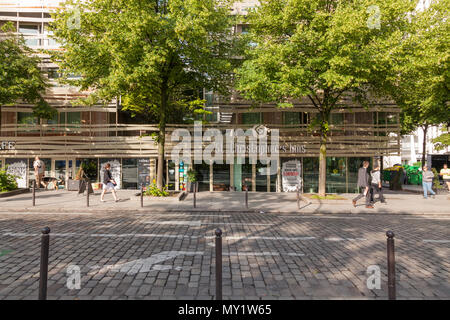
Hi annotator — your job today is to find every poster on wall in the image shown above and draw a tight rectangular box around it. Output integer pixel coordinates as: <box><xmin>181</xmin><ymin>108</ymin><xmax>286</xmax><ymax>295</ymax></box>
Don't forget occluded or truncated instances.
<box><xmin>282</xmin><ymin>160</ymin><xmax>302</xmax><ymax>192</ymax></box>
<box><xmin>6</xmin><ymin>159</ymin><xmax>27</xmax><ymax>189</ymax></box>
<box><xmin>138</xmin><ymin>158</ymin><xmax>151</xmax><ymax>186</ymax></box>
<box><xmin>100</xmin><ymin>159</ymin><xmax>121</xmax><ymax>189</ymax></box>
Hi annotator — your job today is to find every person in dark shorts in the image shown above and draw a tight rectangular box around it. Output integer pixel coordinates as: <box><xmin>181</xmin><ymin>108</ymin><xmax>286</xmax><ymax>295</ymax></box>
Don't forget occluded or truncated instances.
<box><xmin>100</xmin><ymin>163</ymin><xmax>119</xmax><ymax>202</ymax></box>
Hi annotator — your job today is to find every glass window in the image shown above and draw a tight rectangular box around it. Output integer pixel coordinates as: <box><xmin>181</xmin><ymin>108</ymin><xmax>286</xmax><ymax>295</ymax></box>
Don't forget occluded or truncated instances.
<box><xmin>330</xmin><ymin>113</ymin><xmax>344</xmax><ymax>125</ymax></box>
<box><xmin>242</xmin><ymin>112</ymin><xmax>261</xmax><ymax>125</ymax></box>
<box><xmin>123</xmin><ymin>158</ymin><xmax>138</xmax><ymax>189</ymax></box>
<box><xmin>19</xmin><ymin>24</ymin><xmax>39</xmax><ymax>46</ymax></box>
<box><xmin>17</xmin><ymin>112</ymin><xmax>38</xmax><ymax>125</ymax></box>
<box><xmin>303</xmin><ymin>157</ymin><xmax>319</xmax><ymax>193</ymax></box>
<box><xmin>213</xmin><ymin>163</ymin><xmax>230</xmax><ymax>191</ymax></box>
<box><xmin>326</xmin><ymin>157</ymin><xmax>346</xmax><ymax>193</ymax></box>
<box><xmin>256</xmin><ymin>161</ymin><xmax>268</xmax><ymax>192</ymax></box>
<box><xmin>76</xmin><ymin>158</ymin><xmax>98</xmax><ymax>182</ymax></box>
<box><xmin>47</xmin><ymin>68</ymin><xmax>60</xmax><ymax>79</ymax></box>
<box><xmin>194</xmin><ymin>162</ymin><xmax>211</xmax><ymax>192</ymax></box>
<box><xmin>283</xmin><ymin>112</ymin><xmax>301</xmax><ymax>125</ymax></box>
<box><xmin>67</xmin><ymin>112</ymin><xmax>81</xmax><ymax>125</ymax></box>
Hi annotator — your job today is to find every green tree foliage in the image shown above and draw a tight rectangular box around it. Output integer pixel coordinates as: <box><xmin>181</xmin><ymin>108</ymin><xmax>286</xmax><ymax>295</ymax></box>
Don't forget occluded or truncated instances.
<box><xmin>236</xmin><ymin>0</ymin><xmax>416</xmax><ymax>196</ymax></box>
<box><xmin>0</xmin><ymin>168</ymin><xmax>18</xmax><ymax>192</ymax></box>
<box><xmin>380</xmin><ymin>0</ymin><xmax>449</xmax><ymax>167</ymax></box>
<box><xmin>0</xmin><ymin>22</ymin><xmax>54</xmax><ymax>130</ymax></box>
<box><xmin>50</xmin><ymin>0</ymin><xmax>242</xmax><ymax>190</ymax></box>
<box><xmin>432</xmin><ymin>131</ymin><xmax>450</xmax><ymax>151</ymax></box>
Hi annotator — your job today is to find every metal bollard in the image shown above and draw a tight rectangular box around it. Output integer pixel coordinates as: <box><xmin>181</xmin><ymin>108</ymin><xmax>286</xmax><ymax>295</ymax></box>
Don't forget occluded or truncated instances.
<box><xmin>215</xmin><ymin>228</ymin><xmax>222</xmax><ymax>300</ymax></box>
<box><xmin>32</xmin><ymin>180</ymin><xmax>36</xmax><ymax>207</ymax></box>
<box><xmin>296</xmin><ymin>185</ymin><xmax>300</xmax><ymax>209</ymax></box>
<box><xmin>86</xmin><ymin>179</ymin><xmax>90</xmax><ymax>207</ymax></box>
<box><xmin>39</xmin><ymin>227</ymin><xmax>51</xmax><ymax>300</ymax></box>
<box><xmin>386</xmin><ymin>231</ymin><xmax>396</xmax><ymax>300</ymax></box>
<box><xmin>193</xmin><ymin>182</ymin><xmax>197</xmax><ymax>208</ymax></box>
<box><xmin>140</xmin><ymin>184</ymin><xmax>144</xmax><ymax>208</ymax></box>
<box><xmin>245</xmin><ymin>184</ymin><xmax>248</xmax><ymax>209</ymax></box>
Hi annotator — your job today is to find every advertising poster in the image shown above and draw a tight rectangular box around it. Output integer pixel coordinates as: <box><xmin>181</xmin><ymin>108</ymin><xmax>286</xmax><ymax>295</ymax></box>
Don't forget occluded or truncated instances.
<box><xmin>138</xmin><ymin>158</ymin><xmax>151</xmax><ymax>187</ymax></box>
<box><xmin>282</xmin><ymin>160</ymin><xmax>302</xmax><ymax>192</ymax></box>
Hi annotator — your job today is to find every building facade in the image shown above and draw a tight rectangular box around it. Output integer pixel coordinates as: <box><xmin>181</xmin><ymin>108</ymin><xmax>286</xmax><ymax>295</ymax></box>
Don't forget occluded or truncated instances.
<box><xmin>0</xmin><ymin>0</ymin><xmax>401</xmax><ymax>193</ymax></box>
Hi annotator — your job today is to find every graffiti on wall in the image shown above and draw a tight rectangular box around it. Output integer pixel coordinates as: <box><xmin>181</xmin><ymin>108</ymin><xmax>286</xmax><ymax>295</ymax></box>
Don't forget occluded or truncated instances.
<box><xmin>6</xmin><ymin>159</ymin><xmax>27</xmax><ymax>188</ymax></box>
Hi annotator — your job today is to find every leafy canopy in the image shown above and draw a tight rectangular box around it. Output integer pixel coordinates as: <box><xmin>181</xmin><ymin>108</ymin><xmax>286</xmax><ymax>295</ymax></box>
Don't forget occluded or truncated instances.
<box><xmin>0</xmin><ymin>22</ymin><xmax>54</xmax><ymax>119</ymax></box>
<box><xmin>50</xmin><ymin>0</ymin><xmax>242</xmax><ymax>121</ymax></box>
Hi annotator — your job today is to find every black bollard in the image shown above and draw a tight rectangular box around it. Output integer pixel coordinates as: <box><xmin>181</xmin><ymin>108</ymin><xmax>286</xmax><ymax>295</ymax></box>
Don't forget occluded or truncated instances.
<box><xmin>193</xmin><ymin>182</ymin><xmax>197</xmax><ymax>208</ymax></box>
<box><xmin>32</xmin><ymin>180</ymin><xmax>36</xmax><ymax>207</ymax></box>
<box><xmin>244</xmin><ymin>184</ymin><xmax>248</xmax><ymax>209</ymax></box>
<box><xmin>296</xmin><ymin>185</ymin><xmax>300</xmax><ymax>209</ymax></box>
<box><xmin>39</xmin><ymin>227</ymin><xmax>51</xmax><ymax>300</ymax></box>
<box><xmin>140</xmin><ymin>184</ymin><xmax>144</xmax><ymax>208</ymax></box>
<box><xmin>215</xmin><ymin>228</ymin><xmax>222</xmax><ymax>300</ymax></box>
<box><xmin>386</xmin><ymin>231</ymin><xmax>396</xmax><ymax>300</ymax></box>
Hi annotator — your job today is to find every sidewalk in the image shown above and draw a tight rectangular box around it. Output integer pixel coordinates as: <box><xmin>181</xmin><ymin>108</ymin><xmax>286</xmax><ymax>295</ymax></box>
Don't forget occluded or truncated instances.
<box><xmin>0</xmin><ymin>189</ymin><xmax>449</xmax><ymax>215</ymax></box>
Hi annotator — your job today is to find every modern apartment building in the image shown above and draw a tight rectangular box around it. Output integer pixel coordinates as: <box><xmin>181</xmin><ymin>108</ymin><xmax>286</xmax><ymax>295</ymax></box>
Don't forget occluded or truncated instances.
<box><xmin>0</xmin><ymin>0</ymin><xmax>401</xmax><ymax>193</ymax></box>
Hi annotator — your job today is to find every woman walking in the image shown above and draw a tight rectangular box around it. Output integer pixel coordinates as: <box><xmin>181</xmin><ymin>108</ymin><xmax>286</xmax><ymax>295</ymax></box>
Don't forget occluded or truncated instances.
<box><xmin>101</xmin><ymin>163</ymin><xmax>119</xmax><ymax>202</ymax></box>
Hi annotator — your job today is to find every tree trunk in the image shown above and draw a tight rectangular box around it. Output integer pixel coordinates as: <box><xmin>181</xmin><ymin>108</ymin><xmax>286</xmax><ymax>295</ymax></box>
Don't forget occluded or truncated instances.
<box><xmin>421</xmin><ymin>125</ymin><xmax>428</xmax><ymax>169</ymax></box>
<box><xmin>156</xmin><ymin>86</ymin><xmax>167</xmax><ymax>191</ymax></box>
<box><xmin>318</xmin><ymin>134</ymin><xmax>327</xmax><ymax>197</ymax></box>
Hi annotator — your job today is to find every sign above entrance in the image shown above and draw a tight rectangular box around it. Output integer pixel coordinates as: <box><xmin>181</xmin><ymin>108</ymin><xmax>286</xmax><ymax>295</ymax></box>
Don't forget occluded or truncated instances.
<box><xmin>0</xmin><ymin>141</ymin><xmax>15</xmax><ymax>150</ymax></box>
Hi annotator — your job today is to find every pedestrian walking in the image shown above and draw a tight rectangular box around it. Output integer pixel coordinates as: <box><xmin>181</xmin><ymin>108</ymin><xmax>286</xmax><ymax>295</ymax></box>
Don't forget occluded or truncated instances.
<box><xmin>439</xmin><ymin>164</ymin><xmax>450</xmax><ymax>192</ymax></box>
<box><xmin>422</xmin><ymin>165</ymin><xmax>436</xmax><ymax>199</ymax></box>
<box><xmin>100</xmin><ymin>163</ymin><xmax>119</xmax><ymax>202</ymax></box>
<box><xmin>352</xmin><ymin>161</ymin><xmax>373</xmax><ymax>208</ymax></box>
<box><xmin>370</xmin><ymin>165</ymin><xmax>386</xmax><ymax>205</ymax></box>
<box><xmin>33</xmin><ymin>156</ymin><xmax>46</xmax><ymax>189</ymax></box>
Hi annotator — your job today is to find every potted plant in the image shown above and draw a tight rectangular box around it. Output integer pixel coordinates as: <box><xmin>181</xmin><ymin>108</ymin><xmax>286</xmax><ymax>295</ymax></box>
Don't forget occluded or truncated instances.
<box><xmin>186</xmin><ymin>168</ymin><xmax>197</xmax><ymax>193</ymax></box>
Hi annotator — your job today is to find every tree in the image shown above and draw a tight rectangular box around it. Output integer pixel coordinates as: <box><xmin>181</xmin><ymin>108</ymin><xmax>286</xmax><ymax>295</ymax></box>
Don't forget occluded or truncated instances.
<box><xmin>236</xmin><ymin>0</ymin><xmax>416</xmax><ymax>196</ymax></box>
<box><xmin>0</xmin><ymin>22</ymin><xmax>53</xmax><ymax>133</ymax></box>
<box><xmin>50</xmin><ymin>0</ymin><xmax>241</xmax><ymax>190</ymax></box>
<box><xmin>383</xmin><ymin>0</ymin><xmax>449</xmax><ymax>168</ymax></box>
<box><xmin>432</xmin><ymin>130</ymin><xmax>450</xmax><ymax>151</ymax></box>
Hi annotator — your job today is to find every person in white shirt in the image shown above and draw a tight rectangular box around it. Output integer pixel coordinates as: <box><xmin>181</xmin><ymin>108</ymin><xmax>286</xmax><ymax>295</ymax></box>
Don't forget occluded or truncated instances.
<box><xmin>439</xmin><ymin>164</ymin><xmax>450</xmax><ymax>191</ymax></box>
<box><xmin>33</xmin><ymin>156</ymin><xmax>46</xmax><ymax>189</ymax></box>
<box><xmin>370</xmin><ymin>165</ymin><xmax>386</xmax><ymax>204</ymax></box>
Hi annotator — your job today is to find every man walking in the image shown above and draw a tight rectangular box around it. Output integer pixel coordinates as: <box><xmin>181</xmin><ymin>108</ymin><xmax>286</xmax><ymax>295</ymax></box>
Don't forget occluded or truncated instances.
<box><xmin>439</xmin><ymin>164</ymin><xmax>450</xmax><ymax>192</ymax></box>
<box><xmin>422</xmin><ymin>165</ymin><xmax>436</xmax><ymax>199</ymax></box>
<box><xmin>33</xmin><ymin>156</ymin><xmax>46</xmax><ymax>189</ymax></box>
<box><xmin>352</xmin><ymin>161</ymin><xmax>373</xmax><ymax>208</ymax></box>
<box><xmin>370</xmin><ymin>165</ymin><xmax>386</xmax><ymax>204</ymax></box>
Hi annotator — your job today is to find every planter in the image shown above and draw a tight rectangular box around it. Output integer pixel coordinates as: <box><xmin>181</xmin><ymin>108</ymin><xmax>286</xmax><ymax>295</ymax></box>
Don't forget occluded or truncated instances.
<box><xmin>67</xmin><ymin>179</ymin><xmax>81</xmax><ymax>191</ymax></box>
<box><xmin>0</xmin><ymin>188</ymin><xmax>30</xmax><ymax>198</ymax></box>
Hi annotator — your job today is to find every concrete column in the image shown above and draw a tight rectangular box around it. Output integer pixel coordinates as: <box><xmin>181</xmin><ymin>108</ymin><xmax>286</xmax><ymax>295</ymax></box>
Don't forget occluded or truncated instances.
<box><xmin>175</xmin><ymin>162</ymin><xmax>180</xmax><ymax>191</ymax></box>
<box><xmin>150</xmin><ymin>158</ymin><xmax>156</xmax><ymax>183</ymax></box>
<box><xmin>210</xmin><ymin>161</ymin><xmax>213</xmax><ymax>192</ymax></box>
<box><xmin>230</xmin><ymin>163</ymin><xmax>234</xmax><ymax>190</ymax></box>
<box><xmin>252</xmin><ymin>163</ymin><xmax>256</xmax><ymax>191</ymax></box>
<box><xmin>276</xmin><ymin>158</ymin><xmax>281</xmax><ymax>192</ymax></box>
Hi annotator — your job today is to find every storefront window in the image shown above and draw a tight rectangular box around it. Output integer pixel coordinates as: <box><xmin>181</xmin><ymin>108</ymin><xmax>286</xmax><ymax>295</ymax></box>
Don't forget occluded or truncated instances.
<box><xmin>303</xmin><ymin>157</ymin><xmax>319</xmax><ymax>193</ymax></box>
<box><xmin>242</xmin><ymin>112</ymin><xmax>261</xmax><ymax>125</ymax></box>
<box><xmin>326</xmin><ymin>157</ymin><xmax>346</xmax><ymax>193</ymax></box>
<box><xmin>122</xmin><ymin>158</ymin><xmax>138</xmax><ymax>189</ymax></box>
<box><xmin>18</xmin><ymin>112</ymin><xmax>38</xmax><ymax>125</ymax></box>
<box><xmin>76</xmin><ymin>158</ymin><xmax>98</xmax><ymax>182</ymax></box>
<box><xmin>256</xmin><ymin>161</ymin><xmax>268</xmax><ymax>192</ymax></box>
<box><xmin>213</xmin><ymin>163</ymin><xmax>230</xmax><ymax>191</ymax></box>
<box><xmin>194</xmin><ymin>162</ymin><xmax>210</xmax><ymax>192</ymax></box>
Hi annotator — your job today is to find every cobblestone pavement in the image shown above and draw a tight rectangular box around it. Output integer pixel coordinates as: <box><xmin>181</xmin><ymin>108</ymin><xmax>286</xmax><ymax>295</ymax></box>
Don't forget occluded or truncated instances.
<box><xmin>0</xmin><ymin>210</ymin><xmax>448</xmax><ymax>300</ymax></box>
